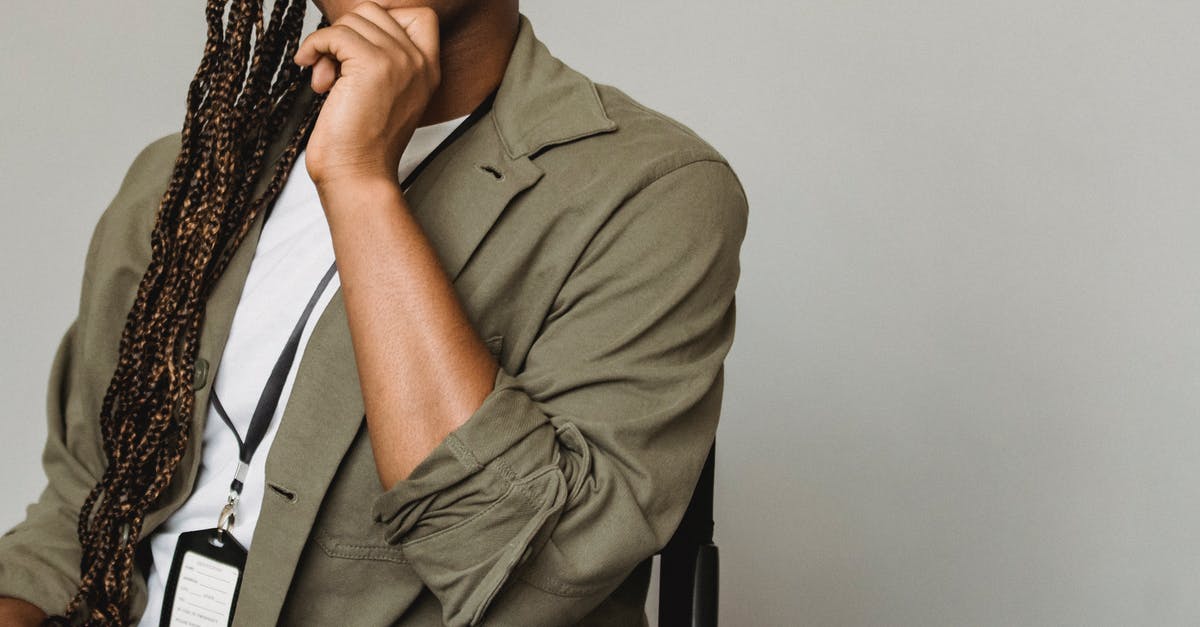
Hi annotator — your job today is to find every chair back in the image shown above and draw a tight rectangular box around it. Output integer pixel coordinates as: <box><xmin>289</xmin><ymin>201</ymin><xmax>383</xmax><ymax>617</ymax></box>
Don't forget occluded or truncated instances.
<box><xmin>657</xmin><ymin>443</ymin><xmax>718</xmax><ymax>627</ymax></box>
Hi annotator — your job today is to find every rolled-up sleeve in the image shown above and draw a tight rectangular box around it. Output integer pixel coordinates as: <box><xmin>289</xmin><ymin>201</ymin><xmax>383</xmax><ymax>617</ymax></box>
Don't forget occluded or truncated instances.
<box><xmin>0</xmin><ymin>319</ymin><xmax>94</xmax><ymax>615</ymax></box>
<box><xmin>371</xmin><ymin>158</ymin><xmax>749</xmax><ymax>626</ymax></box>
<box><xmin>0</xmin><ymin>135</ymin><xmax>172</xmax><ymax>616</ymax></box>
<box><xmin>0</xmin><ymin>221</ymin><xmax>111</xmax><ymax>614</ymax></box>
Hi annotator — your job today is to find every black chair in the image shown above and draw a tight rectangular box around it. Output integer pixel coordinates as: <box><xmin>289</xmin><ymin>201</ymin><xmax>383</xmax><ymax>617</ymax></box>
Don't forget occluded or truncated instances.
<box><xmin>656</xmin><ymin>444</ymin><xmax>718</xmax><ymax>627</ymax></box>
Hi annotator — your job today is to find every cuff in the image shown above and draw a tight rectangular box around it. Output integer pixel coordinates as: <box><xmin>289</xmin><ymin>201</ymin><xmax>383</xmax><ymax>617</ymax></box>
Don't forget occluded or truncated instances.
<box><xmin>0</xmin><ymin>545</ymin><xmax>75</xmax><ymax>618</ymax></box>
<box><xmin>370</xmin><ymin>365</ymin><xmax>569</xmax><ymax>627</ymax></box>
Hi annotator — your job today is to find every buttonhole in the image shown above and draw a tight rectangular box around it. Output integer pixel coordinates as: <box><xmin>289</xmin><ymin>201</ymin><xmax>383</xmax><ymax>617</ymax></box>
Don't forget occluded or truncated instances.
<box><xmin>268</xmin><ymin>482</ymin><xmax>298</xmax><ymax>503</ymax></box>
<box><xmin>478</xmin><ymin>164</ymin><xmax>504</xmax><ymax>180</ymax></box>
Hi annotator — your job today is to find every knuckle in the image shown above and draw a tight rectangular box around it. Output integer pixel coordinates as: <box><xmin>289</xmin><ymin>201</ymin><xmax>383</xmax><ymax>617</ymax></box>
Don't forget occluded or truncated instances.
<box><xmin>389</xmin><ymin>58</ymin><xmax>412</xmax><ymax>79</ymax></box>
<box><xmin>334</xmin><ymin>13</ymin><xmax>361</xmax><ymax>28</ymax></box>
<box><xmin>350</xmin><ymin>2</ymin><xmax>378</xmax><ymax>17</ymax></box>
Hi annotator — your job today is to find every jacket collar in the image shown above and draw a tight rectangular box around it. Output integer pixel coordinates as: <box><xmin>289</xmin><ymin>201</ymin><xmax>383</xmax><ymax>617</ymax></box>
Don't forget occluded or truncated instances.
<box><xmin>140</xmin><ymin>12</ymin><xmax>616</xmax><ymax>625</ymax></box>
<box><xmin>491</xmin><ymin>13</ymin><xmax>617</xmax><ymax>159</ymax></box>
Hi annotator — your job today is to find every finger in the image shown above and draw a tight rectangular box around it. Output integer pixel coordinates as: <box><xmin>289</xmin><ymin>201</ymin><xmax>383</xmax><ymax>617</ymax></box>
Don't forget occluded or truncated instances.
<box><xmin>385</xmin><ymin>7</ymin><xmax>440</xmax><ymax>67</ymax></box>
<box><xmin>357</xmin><ymin>6</ymin><xmax>424</xmax><ymax>69</ymax></box>
<box><xmin>294</xmin><ymin>23</ymin><xmax>373</xmax><ymax>68</ymax></box>
<box><xmin>335</xmin><ymin>11</ymin><xmax>397</xmax><ymax>50</ymax></box>
<box><xmin>312</xmin><ymin>55</ymin><xmax>339</xmax><ymax>93</ymax></box>
<box><xmin>347</xmin><ymin>1</ymin><xmax>409</xmax><ymax>43</ymax></box>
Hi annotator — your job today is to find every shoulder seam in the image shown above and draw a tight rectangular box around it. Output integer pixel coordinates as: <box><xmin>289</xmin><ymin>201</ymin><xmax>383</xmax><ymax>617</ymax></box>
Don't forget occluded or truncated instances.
<box><xmin>634</xmin><ymin>157</ymin><xmax>734</xmax><ymax>201</ymax></box>
<box><xmin>594</xmin><ymin>83</ymin><xmax>719</xmax><ymax>153</ymax></box>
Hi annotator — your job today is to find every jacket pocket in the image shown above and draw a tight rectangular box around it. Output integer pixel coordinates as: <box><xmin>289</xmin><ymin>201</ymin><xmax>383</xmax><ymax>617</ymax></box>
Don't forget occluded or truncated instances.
<box><xmin>313</xmin><ymin>335</ymin><xmax>505</xmax><ymax>565</ymax></box>
<box><xmin>309</xmin><ymin>429</ymin><xmax>412</xmax><ymax>564</ymax></box>
<box><xmin>315</xmin><ymin>530</ymin><xmax>408</xmax><ymax>563</ymax></box>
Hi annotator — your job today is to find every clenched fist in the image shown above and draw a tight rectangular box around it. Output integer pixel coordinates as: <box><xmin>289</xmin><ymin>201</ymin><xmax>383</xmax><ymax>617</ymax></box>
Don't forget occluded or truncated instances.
<box><xmin>294</xmin><ymin>2</ymin><xmax>441</xmax><ymax>190</ymax></box>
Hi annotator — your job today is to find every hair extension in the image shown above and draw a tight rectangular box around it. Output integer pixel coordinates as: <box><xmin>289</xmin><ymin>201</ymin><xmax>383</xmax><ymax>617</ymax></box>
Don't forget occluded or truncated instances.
<box><xmin>48</xmin><ymin>1</ymin><xmax>329</xmax><ymax>624</ymax></box>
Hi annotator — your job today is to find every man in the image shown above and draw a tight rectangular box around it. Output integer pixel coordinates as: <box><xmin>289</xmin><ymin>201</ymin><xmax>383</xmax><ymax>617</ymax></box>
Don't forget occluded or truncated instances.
<box><xmin>0</xmin><ymin>1</ymin><xmax>747</xmax><ymax>624</ymax></box>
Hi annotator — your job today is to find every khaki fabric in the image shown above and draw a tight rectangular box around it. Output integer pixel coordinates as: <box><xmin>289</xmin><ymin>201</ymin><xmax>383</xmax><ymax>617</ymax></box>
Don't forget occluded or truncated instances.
<box><xmin>0</xmin><ymin>12</ymin><xmax>748</xmax><ymax>627</ymax></box>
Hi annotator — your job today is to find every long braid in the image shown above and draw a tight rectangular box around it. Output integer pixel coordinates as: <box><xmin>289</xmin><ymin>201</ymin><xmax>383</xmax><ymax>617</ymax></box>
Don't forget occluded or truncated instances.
<box><xmin>50</xmin><ymin>2</ymin><xmax>329</xmax><ymax>624</ymax></box>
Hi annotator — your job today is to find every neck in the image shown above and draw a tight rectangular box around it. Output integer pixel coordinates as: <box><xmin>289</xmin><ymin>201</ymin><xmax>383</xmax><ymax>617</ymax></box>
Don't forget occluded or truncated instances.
<box><xmin>418</xmin><ymin>3</ymin><xmax>520</xmax><ymax>127</ymax></box>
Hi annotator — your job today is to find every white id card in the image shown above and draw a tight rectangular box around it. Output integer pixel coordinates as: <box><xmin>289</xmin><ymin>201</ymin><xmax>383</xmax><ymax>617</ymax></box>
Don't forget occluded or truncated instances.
<box><xmin>160</xmin><ymin>528</ymin><xmax>247</xmax><ymax>627</ymax></box>
<box><xmin>168</xmin><ymin>552</ymin><xmax>240</xmax><ymax>625</ymax></box>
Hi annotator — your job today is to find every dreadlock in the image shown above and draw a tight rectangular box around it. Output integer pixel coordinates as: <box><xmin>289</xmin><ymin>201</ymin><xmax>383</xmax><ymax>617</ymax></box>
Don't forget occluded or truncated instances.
<box><xmin>49</xmin><ymin>1</ymin><xmax>329</xmax><ymax>624</ymax></box>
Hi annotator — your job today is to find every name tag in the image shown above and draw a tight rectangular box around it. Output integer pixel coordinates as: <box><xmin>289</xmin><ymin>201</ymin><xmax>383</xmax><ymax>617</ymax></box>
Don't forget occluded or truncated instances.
<box><xmin>160</xmin><ymin>529</ymin><xmax>247</xmax><ymax>626</ymax></box>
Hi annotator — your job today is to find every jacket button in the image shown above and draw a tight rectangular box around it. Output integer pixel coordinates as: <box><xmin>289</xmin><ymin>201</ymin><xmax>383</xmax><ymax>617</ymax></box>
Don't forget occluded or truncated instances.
<box><xmin>192</xmin><ymin>358</ymin><xmax>209</xmax><ymax>391</ymax></box>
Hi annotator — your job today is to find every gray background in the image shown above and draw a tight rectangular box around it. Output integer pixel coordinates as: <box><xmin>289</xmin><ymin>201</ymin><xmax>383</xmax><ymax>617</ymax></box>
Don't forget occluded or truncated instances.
<box><xmin>2</xmin><ymin>2</ymin><xmax>1198</xmax><ymax>625</ymax></box>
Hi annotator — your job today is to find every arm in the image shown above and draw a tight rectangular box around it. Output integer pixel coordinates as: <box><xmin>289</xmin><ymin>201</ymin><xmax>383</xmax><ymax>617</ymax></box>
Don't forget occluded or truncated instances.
<box><xmin>293</xmin><ymin>7</ymin><xmax>747</xmax><ymax>624</ymax></box>
<box><xmin>319</xmin><ymin>178</ymin><xmax>498</xmax><ymax>486</ymax></box>
<box><xmin>0</xmin><ymin>302</ymin><xmax>97</xmax><ymax>617</ymax></box>
<box><xmin>362</xmin><ymin>159</ymin><xmax>748</xmax><ymax>626</ymax></box>
<box><xmin>0</xmin><ymin>136</ymin><xmax>172</xmax><ymax>618</ymax></box>
<box><xmin>295</xmin><ymin>3</ymin><xmax>498</xmax><ymax>485</ymax></box>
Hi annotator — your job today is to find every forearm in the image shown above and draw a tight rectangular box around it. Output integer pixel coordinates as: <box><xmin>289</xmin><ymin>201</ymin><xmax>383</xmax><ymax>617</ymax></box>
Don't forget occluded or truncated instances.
<box><xmin>0</xmin><ymin>597</ymin><xmax>48</xmax><ymax>625</ymax></box>
<box><xmin>363</xmin><ymin>160</ymin><xmax>746</xmax><ymax>626</ymax></box>
<box><xmin>317</xmin><ymin>177</ymin><xmax>499</xmax><ymax>488</ymax></box>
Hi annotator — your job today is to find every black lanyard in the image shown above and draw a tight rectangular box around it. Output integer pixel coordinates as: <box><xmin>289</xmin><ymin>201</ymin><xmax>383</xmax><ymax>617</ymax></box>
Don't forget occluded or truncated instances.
<box><xmin>209</xmin><ymin>88</ymin><xmax>497</xmax><ymax>533</ymax></box>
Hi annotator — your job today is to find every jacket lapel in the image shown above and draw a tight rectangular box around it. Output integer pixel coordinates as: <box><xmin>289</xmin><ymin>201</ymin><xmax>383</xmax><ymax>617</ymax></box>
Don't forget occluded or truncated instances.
<box><xmin>201</xmin><ymin>13</ymin><xmax>618</xmax><ymax>625</ymax></box>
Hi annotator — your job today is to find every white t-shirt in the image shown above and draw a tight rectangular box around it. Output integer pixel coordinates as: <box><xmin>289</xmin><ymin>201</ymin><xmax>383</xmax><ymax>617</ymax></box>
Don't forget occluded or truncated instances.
<box><xmin>137</xmin><ymin>114</ymin><xmax>469</xmax><ymax>626</ymax></box>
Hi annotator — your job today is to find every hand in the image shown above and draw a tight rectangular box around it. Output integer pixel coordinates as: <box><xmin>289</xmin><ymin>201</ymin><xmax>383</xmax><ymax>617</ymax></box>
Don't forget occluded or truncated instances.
<box><xmin>0</xmin><ymin>597</ymin><xmax>47</xmax><ymax>626</ymax></box>
<box><xmin>294</xmin><ymin>2</ymin><xmax>441</xmax><ymax>189</ymax></box>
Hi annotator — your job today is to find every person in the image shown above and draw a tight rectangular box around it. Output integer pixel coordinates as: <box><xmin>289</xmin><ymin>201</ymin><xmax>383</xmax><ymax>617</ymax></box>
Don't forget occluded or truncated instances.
<box><xmin>0</xmin><ymin>0</ymin><xmax>748</xmax><ymax>625</ymax></box>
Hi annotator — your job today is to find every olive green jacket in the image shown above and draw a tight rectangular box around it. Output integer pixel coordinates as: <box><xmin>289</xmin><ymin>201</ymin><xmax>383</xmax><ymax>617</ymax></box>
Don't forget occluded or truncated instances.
<box><xmin>0</xmin><ymin>12</ymin><xmax>747</xmax><ymax>627</ymax></box>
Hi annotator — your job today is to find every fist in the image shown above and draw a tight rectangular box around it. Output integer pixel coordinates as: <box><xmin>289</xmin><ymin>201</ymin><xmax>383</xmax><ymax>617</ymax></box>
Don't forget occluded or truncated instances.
<box><xmin>294</xmin><ymin>2</ymin><xmax>441</xmax><ymax>189</ymax></box>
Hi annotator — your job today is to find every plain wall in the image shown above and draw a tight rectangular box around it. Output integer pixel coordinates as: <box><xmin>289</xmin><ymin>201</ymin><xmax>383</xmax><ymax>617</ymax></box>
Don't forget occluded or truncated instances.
<box><xmin>3</xmin><ymin>2</ymin><xmax>1199</xmax><ymax>625</ymax></box>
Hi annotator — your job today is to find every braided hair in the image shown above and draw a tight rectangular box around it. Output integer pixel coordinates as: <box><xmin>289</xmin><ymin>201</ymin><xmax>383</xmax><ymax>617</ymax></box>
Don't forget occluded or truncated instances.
<box><xmin>49</xmin><ymin>1</ymin><xmax>329</xmax><ymax>624</ymax></box>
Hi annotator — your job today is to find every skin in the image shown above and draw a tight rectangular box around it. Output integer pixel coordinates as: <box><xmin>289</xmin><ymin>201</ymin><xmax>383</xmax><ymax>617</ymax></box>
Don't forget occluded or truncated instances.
<box><xmin>0</xmin><ymin>599</ymin><xmax>44</xmax><ymax>625</ymax></box>
<box><xmin>0</xmin><ymin>1</ymin><xmax>519</xmax><ymax>621</ymax></box>
<box><xmin>312</xmin><ymin>0</ymin><xmax>518</xmax><ymax>126</ymax></box>
<box><xmin>295</xmin><ymin>0</ymin><xmax>520</xmax><ymax>487</ymax></box>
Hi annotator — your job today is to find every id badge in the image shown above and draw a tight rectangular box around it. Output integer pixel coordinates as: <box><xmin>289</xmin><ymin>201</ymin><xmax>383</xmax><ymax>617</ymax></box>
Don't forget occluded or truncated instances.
<box><xmin>159</xmin><ymin>528</ymin><xmax>247</xmax><ymax>626</ymax></box>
